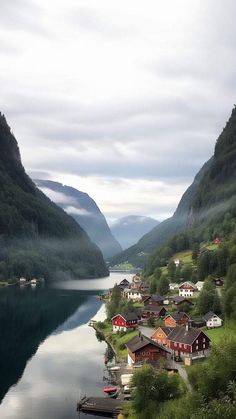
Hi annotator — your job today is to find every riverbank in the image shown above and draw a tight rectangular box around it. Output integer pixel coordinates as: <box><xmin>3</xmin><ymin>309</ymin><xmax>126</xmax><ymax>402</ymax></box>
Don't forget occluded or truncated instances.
<box><xmin>93</xmin><ymin>320</ymin><xmax>138</xmax><ymax>361</ymax></box>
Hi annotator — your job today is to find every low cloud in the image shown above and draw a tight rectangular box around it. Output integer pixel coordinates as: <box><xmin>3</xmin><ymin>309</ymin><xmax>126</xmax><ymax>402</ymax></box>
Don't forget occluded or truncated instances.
<box><xmin>1</xmin><ymin>0</ymin><xmax>236</xmax><ymax>220</ymax></box>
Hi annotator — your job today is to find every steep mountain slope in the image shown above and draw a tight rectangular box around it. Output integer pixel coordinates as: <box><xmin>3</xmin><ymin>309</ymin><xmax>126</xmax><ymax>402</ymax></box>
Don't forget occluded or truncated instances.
<box><xmin>0</xmin><ymin>113</ymin><xmax>108</xmax><ymax>280</ymax></box>
<box><xmin>34</xmin><ymin>180</ymin><xmax>122</xmax><ymax>258</ymax></box>
<box><xmin>110</xmin><ymin>215</ymin><xmax>159</xmax><ymax>249</ymax></box>
<box><xmin>111</xmin><ymin>106</ymin><xmax>236</xmax><ymax>268</ymax></box>
<box><xmin>109</xmin><ymin>158</ymin><xmax>212</xmax><ymax>267</ymax></box>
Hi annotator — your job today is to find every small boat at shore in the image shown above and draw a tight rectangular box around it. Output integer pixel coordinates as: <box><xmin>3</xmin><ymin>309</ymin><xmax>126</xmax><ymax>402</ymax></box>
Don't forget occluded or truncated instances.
<box><xmin>103</xmin><ymin>385</ymin><xmax>118</xmax><ymax>395</ymax></box>
<box><xmin>108</xmin><ymin>366</ymin><xmax>120</xmax><ymax>371</ymax></box>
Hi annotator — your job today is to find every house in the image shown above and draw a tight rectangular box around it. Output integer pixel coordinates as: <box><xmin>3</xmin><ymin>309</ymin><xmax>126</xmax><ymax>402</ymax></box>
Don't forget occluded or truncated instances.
<box><xmin>151</xmin><ymin>326</ymin><xmax>173</xmax><ymax>346</ymax></box>
<box><xmin>130</xmin><ymin>281</ymin><xmax>140</xmax><ymax>290</ymax></box>
<box><xmin>214</xmin><ymin>238</ymin><xmax>222</xmax><ymax>246</ymax></box>
<box><xmin>123</xmin><ymin>289</ymin><xmax>142</xmax><ymax>302</ymax></box>
<box><xmin>143</xmin><ymin>295</ymin><xmax>164</xmax><ymax>306</ymax></box>
<box><xmin>118</xmin><ymin>278</ymin><xmax>130</xmax><ymax>290</ymax></box>
<box><xmin>142</xmin><ymin>305</ymin><xmax>167</xmax><ymax>319</ymax></box>
<box><xmin>212</xmin><ymin>277</ymin><xmax>224</xmax><ymax>287</ymax></box>
<box><xmin>203</xmin><ymin>311</ymin><xmax>223</xmax><ymax>328</ymax></box>
<box><xmin>178</xmin><ymin>281</ymin><xmax>197</xmax><ymax>297</ymax></box>
<box><xmin>112</xmin><ymin>312</ymin><xmax>139</xmax><ymax>332</ymax></box>
<box><xmin>195</xmin><ymin>281</ymin><xmax>204</xmax><ymax>291</ymax></box>
<box><xmin>132</xmin><ymin>273</ymin><xmax>142</xmax><ymax>283</ymax></box>
<box><xmin>126</xmin><ymin>334</ymin><xmax>170</xmax><ymax>366</ymax></box>
<box><xmin>19</xmin><ymin>277</ymin><xmax>27</xmax><ymax>284</ymax></box>
<box><xmin>169</xmin><ymin>283</ymin><xmax>179</xmax><ymax>291</ymax></box>
<box><xmin>172</xmin><ymin>296</ymin><xmax>194</xmax><ymax>307</ymax></box>
<box><xmin>164</xmin><ymin>312</ymin><xmax>190</xmax><ymax>328</ymax></box>
<box><xmin>174</xmin><ymin>259</ymin><xmax>180</xmax><ymax>267</ymax></box>
<box><xmin>167</xmin><ymin>325</ymin><xmax>211</xmax><ymax>360</ymax></box>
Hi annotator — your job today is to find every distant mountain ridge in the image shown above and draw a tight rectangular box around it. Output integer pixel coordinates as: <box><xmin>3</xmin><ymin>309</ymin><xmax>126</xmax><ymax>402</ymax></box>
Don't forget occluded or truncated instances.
<box><xmin>110</xmin><ymin>215</ymin><xmax>159</xmax><ymax>249</ymax></box>
<box><xmin>35</xmin><ymin>180</ymin><xmax>122</xmax><ymax>258</ymax></box>
<box><xmin>0</xmin><ymin>113</ymin><xmax>108</xmax><ymax>280</ymax></box>
<box><xmin>110</xmin><ymin>107</ymin><xmax>236</xmax><ymax>268</ymax></box>
<box><xmin>109</xmin><ymin>159</ymin><xmax>211</xmax><ymax>267</ymax></box>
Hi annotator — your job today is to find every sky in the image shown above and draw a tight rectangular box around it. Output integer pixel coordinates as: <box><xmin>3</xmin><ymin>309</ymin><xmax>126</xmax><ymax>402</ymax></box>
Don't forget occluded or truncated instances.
<box><xmin>1</xmin><ymin>0</ymin><xmax>236</xmax><ymax>222</ymax></box>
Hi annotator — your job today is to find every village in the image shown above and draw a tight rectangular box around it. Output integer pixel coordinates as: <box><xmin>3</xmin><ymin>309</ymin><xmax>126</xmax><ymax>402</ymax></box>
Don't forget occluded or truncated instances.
<box><xmin>78</xmin><ymin>264</ymin><xmax>225</xmax><ymax>416</ymax></box>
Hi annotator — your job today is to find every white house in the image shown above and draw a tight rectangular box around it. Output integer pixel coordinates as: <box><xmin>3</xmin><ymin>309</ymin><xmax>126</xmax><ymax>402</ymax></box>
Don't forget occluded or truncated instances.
<box><xmin>178</xmin><ymin>281</ymin><xmax>197</xmax><ymax>297</ymax></box>
<box><xmin>174</xmin><ymin>259</ymin><xmax>180</xmax><ymax>267</ymax></box>
<box><xmin>19</xmin><ymin>277</ymin><xmax>27</xmax><ymax>284</ymax></box>
<box><xmin>195</xmin><ymin>281</ymin><xmax>204</xmax><ymax>291</ymax></box>
<box><xmin>123</xmin><ymin>288</ymin><xmax>142</xmax><ymax>302</ymax></box>
<box><xmin>169</xmin><ymin>283</ymin><xmax>179</xmax><ymax>291</ymax></box>
<box><xmin>203</xmin><ymin>311</ymin><xmax>223</xmax><ymax>328</ymax></box>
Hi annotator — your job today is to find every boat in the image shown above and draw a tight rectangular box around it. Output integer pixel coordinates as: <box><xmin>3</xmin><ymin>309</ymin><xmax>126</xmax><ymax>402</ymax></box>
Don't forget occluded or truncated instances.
<box><xmin>109</xmin><ymin>366</ymin><xmax>120</xmax><ymax>371</ymax></box>
<box><xmin>103</xmin><ymin>385</ymin><xmax>118</xmax><ymax>395</ymax></box>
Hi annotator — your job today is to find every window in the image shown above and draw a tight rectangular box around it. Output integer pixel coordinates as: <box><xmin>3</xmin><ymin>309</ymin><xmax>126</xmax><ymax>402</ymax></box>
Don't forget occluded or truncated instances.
<box><xmin>184</xmin><ymin>344</ymin><xmax>187</xmax><ymax>349</ymax></box>
<box><xmin>196</xmin><ymin>345</ymin><xmax>198</xmax><ymax>350</ymax></box>
<box><xmin>179</xmin><ymin>343</ymin><xmax>182</xmax><ymax>348</ymax></box>
<box><xmin>203</xmin><ymin>344</ymin><xmax>205</xmax><ymax>349</ymax></box>
<box><xmin>196</xmin><ymin>340</ymin><xmax>198</xmax><ymax>344</ymax></box>
<box><xmin>174</xmin><ymin>342</ymin><xmax>177</xmax><ymax>347</ymax></box>
<box><xmin>203</xmin><ymin>338</ymin><xmax>205</xmax><ymax>342</ymax></box>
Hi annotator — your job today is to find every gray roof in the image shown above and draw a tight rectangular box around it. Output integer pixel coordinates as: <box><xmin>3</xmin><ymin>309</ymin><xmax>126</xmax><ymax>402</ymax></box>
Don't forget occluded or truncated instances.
<box><xmin>166</xmin><ymin>311</ymin><xmax>189</xmax><ymax>321</ymax></box>
<box><xmin>168</xmin><ymin>326</ymin><xmax>209</xmax><ymax>345</ymax></box>
<box><xmin>203</xmin><ymin>311</ymin><xmax>221</xmax><ymax>321</ymax></box>
<box><xmin>143</xmin><ymin>305</ymin><xmax>167</xmax><ymax>312</ymax></box>
<box><xmin>126</xmin><ymin>334</ymin><xmax>170</xmax><ymax>353</ymax></box>
<box><xmin>172</xmin><ymin>296</ymin><xmax>193</xmax><ymax>304</ymax></box>
<box><xmin>144</xmin><ymin>294</ymin><xmax>164</xmax><ymax>303</ymax></box>
<box><xmin>161</xmin><ymin>327</ymin><xmax>173</xmax><ymax>336</ymax></box>
<box><xmin>112</xmin><ymin>312</ymin><xmax>138</xmax><ymax>321</ymax></box>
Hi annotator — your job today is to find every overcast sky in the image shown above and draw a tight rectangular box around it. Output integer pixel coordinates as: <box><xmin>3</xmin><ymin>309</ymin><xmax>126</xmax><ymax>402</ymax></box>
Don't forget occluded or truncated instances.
<box><xmin>1</xmin><ymin>0</ymin><xmax>236</xmax><ymax>222</ymax></box>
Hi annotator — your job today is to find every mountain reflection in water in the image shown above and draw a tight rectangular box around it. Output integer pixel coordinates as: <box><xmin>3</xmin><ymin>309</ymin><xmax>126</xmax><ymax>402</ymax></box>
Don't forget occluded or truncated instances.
<box><xmin>0</xmin><ymin>273</ymin><xmax>132</xmax><ymax>419</ymax></box>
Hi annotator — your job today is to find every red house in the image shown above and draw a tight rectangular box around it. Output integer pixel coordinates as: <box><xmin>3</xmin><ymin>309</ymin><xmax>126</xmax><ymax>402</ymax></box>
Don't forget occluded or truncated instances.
<box><xmin>112</xmin><ymin>312</ymin><xmax>139</xmax><ymax>333</ymax></box>
<box><xmin>126</xmin><ymin>334</ymin><xmax>170</xmax><ymax>366</ymax></box>
<box><xmin>214</xmin><ymin>238</ymin><xmax>222</xmax><ymax>246</ymax></box>
<box><xmin>164</xmin><ymin>312</ymin><xmax>190</xmax><ymax>328</ymax></box>
<box><xmin>142</xmin><ymin>305</ymin><xmax>167</xmax><ymax>319</ymax></box>
<box><xmin>167</xmin><ymin>326</ymin><xmax>210</xmax><ymax>360</ymax></box>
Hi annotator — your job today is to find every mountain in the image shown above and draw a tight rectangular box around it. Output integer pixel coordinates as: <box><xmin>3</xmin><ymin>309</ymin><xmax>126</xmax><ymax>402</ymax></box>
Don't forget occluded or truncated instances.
<box><xmin>110</xmin><ymin>215</ymin><xmax>159</xmax><ymax>249</ymax></box>
<box><xmin>0</xmin><ymin>113</ymin><xmax>108</xmax><ymax>280</ymax></box>
<box><xmin>34</xmin><ymin>180</ymin><xmax>122</xmax><ymax>258</ymax></box>
<box><xmin>110</xmin><ymin>107</ymin><xmax>236</xmax><ymax>268</ymax></box>
<box><xmin>109</xmin><ymin>158</ymin><xmax>212</xmax><ymax>268</ymax></box>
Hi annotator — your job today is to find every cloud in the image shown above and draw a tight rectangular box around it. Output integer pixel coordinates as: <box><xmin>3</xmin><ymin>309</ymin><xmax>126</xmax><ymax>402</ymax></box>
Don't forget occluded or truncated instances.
<box><xmin>65</xmin><ymin>206</ymin><xmax>90</xmax><ymax>216</ymax></box>
<box><xmin>1</xmin><ymin>0</ymin><xmax>236</xmax><ymax>220</ymax></box>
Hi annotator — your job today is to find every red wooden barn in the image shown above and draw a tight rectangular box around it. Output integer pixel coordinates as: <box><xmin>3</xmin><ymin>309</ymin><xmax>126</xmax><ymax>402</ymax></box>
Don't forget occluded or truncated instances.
<box><xmin>126</xmin><ymin>334</ymin><xmax>170</xmax><ymax>366</ymax></box>
<box><xmin>167</xmin><ymin>326</ymin><xmax>210</xmax><ymax>360</ymax></box>
<box><xmin>112</xmin><ymin>312</ymin><xmax>138</xmax><ymax>333</ymax></box>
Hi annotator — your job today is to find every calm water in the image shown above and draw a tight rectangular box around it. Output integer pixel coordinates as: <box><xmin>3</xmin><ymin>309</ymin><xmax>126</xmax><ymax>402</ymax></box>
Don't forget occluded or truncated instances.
<box><xmin>0</xmin><ymin>272</ymin><xmax>133</xmax><ymax>419</ymax></box>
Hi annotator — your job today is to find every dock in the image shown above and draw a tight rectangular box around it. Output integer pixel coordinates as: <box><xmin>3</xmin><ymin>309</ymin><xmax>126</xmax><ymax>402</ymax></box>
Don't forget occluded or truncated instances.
<box><xmin>77</xmin><ymin>396</ymin><xmax>124</xmax><ymax>417</ymax></box>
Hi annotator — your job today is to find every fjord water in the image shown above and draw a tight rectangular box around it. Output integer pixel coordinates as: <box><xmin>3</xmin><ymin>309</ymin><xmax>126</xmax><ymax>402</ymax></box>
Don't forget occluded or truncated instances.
<box><xmin>0</xmin><ymin>272</ymin><xmax>133</xmax><ymax>419</ymax></box>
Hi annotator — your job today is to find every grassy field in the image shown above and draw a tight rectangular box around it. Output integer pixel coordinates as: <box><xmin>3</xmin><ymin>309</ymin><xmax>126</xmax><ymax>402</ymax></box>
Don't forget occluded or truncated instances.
<box><xmin>204</xmin><ymin>321</ymin><xmax>236</xmax><ymax>344</ymax></box>
<box><xmin>171</xmin><ymin>250</ymin><xmax>193</xmax><ymax>265</ymax></box>
<box><xmin>95</xmin><ymin>320</ymin><xmax>138</xmax><ymax>360</ymax></box>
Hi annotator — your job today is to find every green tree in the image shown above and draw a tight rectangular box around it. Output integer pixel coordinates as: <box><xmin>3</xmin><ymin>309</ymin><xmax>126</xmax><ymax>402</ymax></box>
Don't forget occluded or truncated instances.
<box><xmin>131</xmin><ymin>365</ymin><xmax>181</xmax><ymax>419</ymax></box>
<box><xmin>192</xmin><ymin>243</ymin><xmax>200</xmax><ymax>263</ymax></box>
<box><xmin>158</xmin><ymin>275</ymin><xmax>169</xmax><ymax>295</ymax></box>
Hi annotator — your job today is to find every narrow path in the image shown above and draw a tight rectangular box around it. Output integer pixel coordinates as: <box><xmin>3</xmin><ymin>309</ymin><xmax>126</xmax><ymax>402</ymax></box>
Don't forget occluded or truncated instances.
<box><xmin>172</xmin><ymin>361</ymin><xmax>193</xmax><ymax>392</ymax></box>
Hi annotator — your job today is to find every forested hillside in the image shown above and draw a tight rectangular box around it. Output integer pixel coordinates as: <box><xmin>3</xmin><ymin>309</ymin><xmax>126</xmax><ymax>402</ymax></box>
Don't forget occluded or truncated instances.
<box><xmin>111</xmin><ymin>107</ymin><xmax>236</xmax><ymax>268</ymax></box>
<box><xmin>0</xmin><ymin>113</ymin><xmax>108</xmax><ymax>280</ymax></box>
<box><xmin>35</xmin><ymin>180</ymin><xmax>122</xmax><ymax>258</ymax></box>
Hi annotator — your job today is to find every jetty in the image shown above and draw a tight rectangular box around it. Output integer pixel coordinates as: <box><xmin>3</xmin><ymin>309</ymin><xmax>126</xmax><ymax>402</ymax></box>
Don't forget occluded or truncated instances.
<box><xmin>77</xmin><ymin>396</ymin><xmax>124</xmax><ymax>417</ymax></box>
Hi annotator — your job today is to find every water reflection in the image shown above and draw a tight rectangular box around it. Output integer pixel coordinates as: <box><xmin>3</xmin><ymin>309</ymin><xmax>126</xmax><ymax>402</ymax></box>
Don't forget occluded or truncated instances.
<box><xmin>0</xmin><ymin>272</ymin><xmax>133</xmax><ymax>418</ymax></box>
